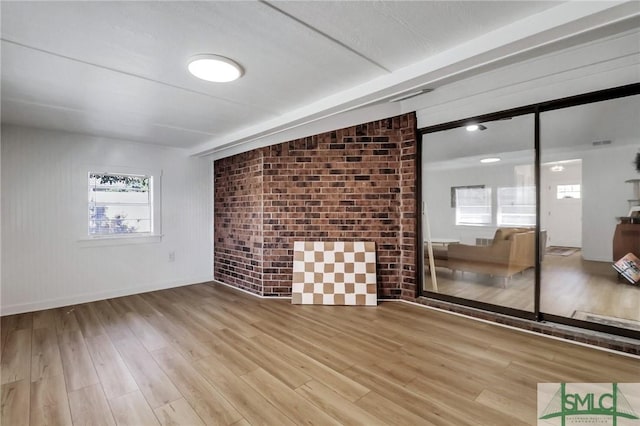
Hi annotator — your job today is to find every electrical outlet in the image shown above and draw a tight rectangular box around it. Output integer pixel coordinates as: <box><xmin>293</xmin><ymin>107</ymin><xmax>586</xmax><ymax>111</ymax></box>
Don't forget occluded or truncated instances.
<box><xmin>168</xmin><ymin>251</ymin><xmax>175</xmax><ymax>262</ymax></box>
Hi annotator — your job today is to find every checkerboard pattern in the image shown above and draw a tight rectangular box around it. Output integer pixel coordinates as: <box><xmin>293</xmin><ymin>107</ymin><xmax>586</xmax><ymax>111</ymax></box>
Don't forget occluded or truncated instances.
<box><xmin>291</xmin><ymin>241</ymin><xmax>377</xmax><ymax>306</ymax></box>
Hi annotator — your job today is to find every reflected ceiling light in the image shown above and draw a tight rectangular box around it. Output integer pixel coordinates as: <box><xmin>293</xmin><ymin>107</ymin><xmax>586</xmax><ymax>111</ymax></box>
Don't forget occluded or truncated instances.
<box><xmin>188</xmin><ymin>54</ymin><xmax>243</xmax><ymax>82</ymax></box>
<box><xmin>480</xmin><ymin>157</ymin><xmax>501</xmax><ymax>163</ymax></box>
<box><xmin>466</xmin><ymin>124</ymin><xmax>487</xmax><ymax>132</ymax></box>
<box><xmin>551</xmin><ymin>164</ymin><xmax>565</xmax><ymax>172</ymax></box>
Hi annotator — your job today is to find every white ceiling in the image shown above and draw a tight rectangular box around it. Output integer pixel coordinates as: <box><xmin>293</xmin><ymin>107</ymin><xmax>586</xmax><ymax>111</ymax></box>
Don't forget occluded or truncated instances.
<box><xmin>1</xmin><ymin>1</ymin><xmax>638</xmax><ymax>156</ymax></box>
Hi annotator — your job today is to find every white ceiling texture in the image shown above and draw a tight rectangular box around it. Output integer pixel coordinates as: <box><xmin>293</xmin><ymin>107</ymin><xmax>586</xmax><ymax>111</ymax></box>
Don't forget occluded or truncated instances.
<box><xmin>1</xmin><ymin>1</ymin><xmax>638</xmax><ymax>157</ymax></box>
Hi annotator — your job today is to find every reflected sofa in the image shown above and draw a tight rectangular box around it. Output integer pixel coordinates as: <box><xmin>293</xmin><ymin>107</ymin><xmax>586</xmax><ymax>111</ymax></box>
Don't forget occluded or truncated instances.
<box><xmin>426</xmin><ymin>228</ymin><xmax>545</xmax><ymax>284</ymax></box>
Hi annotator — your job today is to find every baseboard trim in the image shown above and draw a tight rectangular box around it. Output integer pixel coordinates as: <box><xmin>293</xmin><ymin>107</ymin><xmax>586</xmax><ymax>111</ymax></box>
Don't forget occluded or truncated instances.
<box><xmin>0</xmin><ymin>275</ymin><xmax>215</xmax><ymax>316</ymax></box>
<box><xmin>213</xmin><ymin>280</ymin><xmax>292</xmax><ymax>299</ymax></box>
<box><xmin>213</xmin><ymin>281</ymin><xmax>406</xmax><ymax>303</ymax></box>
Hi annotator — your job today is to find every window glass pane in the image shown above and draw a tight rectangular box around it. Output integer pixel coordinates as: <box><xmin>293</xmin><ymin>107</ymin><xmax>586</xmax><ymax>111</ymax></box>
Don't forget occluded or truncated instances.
<box><xmin>498</xmin><ymin>186</ymin><xmax>536</xmax><ymax>226</ymax></box>
<box><xmin>89</xmin><ymin>173</ymin><xmax>152</xmax><ymax>235</ymax></box>
<box><xmin>93</xmin><ymin>190</ymin><xmax>149</xmax><ymax>204</ymax></box>
<box><xmin>455</xmin><ymin>187</ymin><xmax>492</xmax><ymax>225</ymax></box>
<box><xmin>540</xmin><ymin>94</ymin><xmax>640</xmax><ymax>331</ymax></box>
<box><xmin>422</xmin><ymin>113</ymin><xmax>536</xmax><ymax>312</ymax></box>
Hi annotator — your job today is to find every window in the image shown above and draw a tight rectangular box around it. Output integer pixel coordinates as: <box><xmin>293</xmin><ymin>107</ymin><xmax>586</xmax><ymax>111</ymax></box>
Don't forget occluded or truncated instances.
<box><xmin>498</xmin><ymin>186</ymin><xmax>536</xmax><ymax>226</ymax></box>
<box><xmin>454</xmin><ymin>186</ymin><xmax>492</xmax><ymax>225</ymax></box>
<box><xmin>88</xmin><ymin>173</ymin><xmax>152</xmax><ymax>235</ymax></box>
<box><xmin>557</xmin><ymin>184</ymin><xmax>581</xmax><ymax>199</ymax></box>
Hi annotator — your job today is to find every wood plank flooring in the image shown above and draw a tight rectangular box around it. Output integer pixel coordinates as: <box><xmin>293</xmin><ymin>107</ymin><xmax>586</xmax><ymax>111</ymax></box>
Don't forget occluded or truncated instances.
<box><xmin>1</xmin><ymin>282</ymin><xmax>638</xmax><ymax>425</ymax></box>
<box><xmin>425</xmin><ymin>250</ymin><xmax>640</xmax><ymax>323</ymax></box>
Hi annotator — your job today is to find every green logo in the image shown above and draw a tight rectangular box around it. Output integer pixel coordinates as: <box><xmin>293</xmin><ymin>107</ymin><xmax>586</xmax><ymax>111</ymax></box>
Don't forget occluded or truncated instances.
<box><xmin>539</xmin><ymin>383</ymin><xmax>639</xmax><ymax>425</ymax></box>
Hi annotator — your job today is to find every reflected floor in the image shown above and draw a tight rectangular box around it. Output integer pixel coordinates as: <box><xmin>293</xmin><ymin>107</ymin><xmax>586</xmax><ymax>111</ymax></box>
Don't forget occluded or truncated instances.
<box><xmin>424</xmin><ymin>250</ymin><xmax>640</xmax><ymax>326</ymax></box>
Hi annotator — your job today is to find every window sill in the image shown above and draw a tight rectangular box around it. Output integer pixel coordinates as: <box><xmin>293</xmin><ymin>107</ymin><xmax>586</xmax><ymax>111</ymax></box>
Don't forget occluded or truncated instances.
<box><xmin>78</xmin><ymin>234</ymin><xmax>163</xmax><ymax>248</ymax></box>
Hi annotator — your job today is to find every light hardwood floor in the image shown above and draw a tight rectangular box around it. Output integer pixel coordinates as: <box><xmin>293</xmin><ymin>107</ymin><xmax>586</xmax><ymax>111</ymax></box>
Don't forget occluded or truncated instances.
<box><xmin>425</xmin><ymin>250</ymin><xmax>640</xmax><ymax>323</ymax></box>
<box><xmin>2</xmin><ymin>282</ymin><xmax>638</xmax><ymax>425</ymax></box>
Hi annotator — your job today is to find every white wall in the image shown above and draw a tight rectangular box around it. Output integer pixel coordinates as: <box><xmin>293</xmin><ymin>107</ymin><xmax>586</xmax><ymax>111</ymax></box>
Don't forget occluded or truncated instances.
<box><xmin>0</xmin><ymin>127</ymin><xmax>2</xmax><ymax>310</ymax></box>
<box><xmin>582</xmin><ymin>144</ymin><xmax>639</xmax><ymax>262</ymax></box>
<box><xmin>1</xmin><ymin>125</ymin><xmax>213</xmax><ymax>315</ymax></box>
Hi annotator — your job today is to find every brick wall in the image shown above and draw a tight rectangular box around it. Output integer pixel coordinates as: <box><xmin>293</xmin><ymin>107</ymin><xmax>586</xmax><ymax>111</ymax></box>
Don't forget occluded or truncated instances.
<box><xmin>214</xmin><ymin>112</ymin><xmax>418</xmax><ymax>299</ymax></box>
<box><xmin>399</xmin><ymin>122</ymin><xmax>419</xmax><ymax>299</ymax></box>
<box><xmin>214</xmin><ymin>149</ymin><xmax>264</xmax><ymax>294</ymax></box>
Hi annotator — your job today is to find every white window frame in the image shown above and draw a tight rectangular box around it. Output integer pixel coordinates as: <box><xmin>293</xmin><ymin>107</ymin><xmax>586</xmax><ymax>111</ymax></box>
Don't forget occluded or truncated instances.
<box><xmin>454</xmin><ymin>186</ymin><xmax>492</xmax><ymax>226</ymax></box>
<box><xmin>77</xmin><ymin>166</ymin><xmax>162</xmax><ymax>247</ymax></box>
<box><xmin>88</xmin><ymin>172</ymin><xmax>153</xmax><ymax>236</ymax></box>
<box><xmin>497</xmin><ymin>185</ymin><xmax>536</xmax><ymax>227</ymax></box>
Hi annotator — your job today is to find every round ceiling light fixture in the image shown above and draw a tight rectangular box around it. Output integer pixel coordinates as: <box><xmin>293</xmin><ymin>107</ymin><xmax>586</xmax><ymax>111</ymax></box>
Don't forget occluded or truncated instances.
<box><xmin>480</xmin><ymin>157</ymin><xmax>501</xmax><ymax>163</ymax></box>
<box><xmin>188</xmin><ymin>54</ymin><xmax>243</xmax><ymax>83</ymax></box>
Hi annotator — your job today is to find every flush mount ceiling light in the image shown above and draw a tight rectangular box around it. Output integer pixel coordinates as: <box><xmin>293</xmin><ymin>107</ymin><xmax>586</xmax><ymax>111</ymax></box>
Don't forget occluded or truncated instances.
<box><xmin>466</xmin><ymin>124</ymin><xmax>487</xmax><ymax>132</ymax></box>
<box><xmin>188</xmin><ymin>54</ymin><xmax>243</xmax><ymax>82</ymax></box>
<box><xmin>480</xmin><ymin>157</ymin><xmax>501</xmax><ymax>163</ymax></box>
<box><xmin>551</xmin><ymin>164</ymin><xmax>565</xmax><ymax>172</ymax></box>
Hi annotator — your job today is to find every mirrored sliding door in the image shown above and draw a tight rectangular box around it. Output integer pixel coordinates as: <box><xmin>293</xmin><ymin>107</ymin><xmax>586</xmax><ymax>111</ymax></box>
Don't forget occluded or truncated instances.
<box><xmin>540</xmin><ymin>94</ymin><xmax>640</xmax><ymax>331</ymax></box>
<box><xmin>422</xmin><ymin>113</ymin><xmax>537</xmax><ymax>313</ymax></box>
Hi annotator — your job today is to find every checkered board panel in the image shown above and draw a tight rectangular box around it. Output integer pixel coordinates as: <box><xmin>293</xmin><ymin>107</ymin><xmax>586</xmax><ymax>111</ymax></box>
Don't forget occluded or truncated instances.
<box><xmin>291</xmin><ymin>241</ymin><xmax>377</xmax><ymax>306</ymax></box>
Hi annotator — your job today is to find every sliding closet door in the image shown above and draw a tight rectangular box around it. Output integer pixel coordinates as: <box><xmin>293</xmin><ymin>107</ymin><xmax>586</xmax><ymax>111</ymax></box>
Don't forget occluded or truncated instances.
<box><xmin>422</xmin><ymin>113</ymin><xmax>536</xmax><ymax>313</ymax></box>
<box><xmin>539</xmin><ymin>94</ymin><xmax>640</xmax><ymax>330</ymax></box>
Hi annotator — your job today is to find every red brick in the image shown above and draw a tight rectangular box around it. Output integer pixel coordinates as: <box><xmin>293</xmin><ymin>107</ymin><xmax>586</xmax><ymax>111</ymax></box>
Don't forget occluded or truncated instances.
<box><xmin>214</xmin><ymin>113</ymin><xmax>417</xmax><ymax>299</ymax></box>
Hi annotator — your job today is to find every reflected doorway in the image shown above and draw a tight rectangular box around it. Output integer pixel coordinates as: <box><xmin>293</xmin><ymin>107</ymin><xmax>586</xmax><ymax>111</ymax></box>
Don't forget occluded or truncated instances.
<box><xmin>541</xmin><ymin>160</ymin><xmax>582</xmax><ymax>249</ymax></box>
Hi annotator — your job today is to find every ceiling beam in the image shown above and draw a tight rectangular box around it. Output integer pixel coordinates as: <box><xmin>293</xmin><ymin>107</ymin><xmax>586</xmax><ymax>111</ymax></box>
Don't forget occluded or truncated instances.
<box><xmin>190</xmin><ymin>1</ymin><xmax>640</xmax><ymax>157</ymax></box>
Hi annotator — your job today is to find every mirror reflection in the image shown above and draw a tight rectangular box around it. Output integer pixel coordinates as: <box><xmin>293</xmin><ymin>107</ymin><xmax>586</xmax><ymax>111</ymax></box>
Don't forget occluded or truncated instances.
<box><xmin>422</xmin><ymin>114</ymin><xmax>536</xmax><ymax>312</ymax></box>
<box><xmin>540</xmin><ymin>94</ymin><xmax>640</xmax><ymax>331</ymax></box>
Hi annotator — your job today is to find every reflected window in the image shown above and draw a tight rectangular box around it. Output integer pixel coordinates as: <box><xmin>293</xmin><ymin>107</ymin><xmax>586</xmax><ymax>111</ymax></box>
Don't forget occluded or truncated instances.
<box><xmin>455</xmin><ymin>186</ymin><xmax>492</xmax><ymax>225</ymax></box>
<box><xmin>498</xmin><ymin>186</ymin><xmax>536</xmax><ymax>226</ymax></box>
